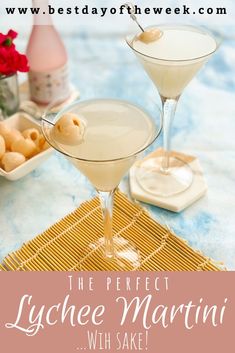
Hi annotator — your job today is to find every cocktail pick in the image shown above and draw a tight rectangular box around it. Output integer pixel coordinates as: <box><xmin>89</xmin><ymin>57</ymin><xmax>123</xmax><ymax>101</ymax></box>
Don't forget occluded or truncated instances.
<box><xmin>124</xmin><ymin>3</ymin><xmax>145</xmax><ymax>32</ymax></box>
<box><xmin>124</xmin><ymin>2</ymin><xmax>163</xmax><ymax>43</ymax></box>
<box><xmin>41</xmin><ymin>96</ymin><xmax>71</xmax><ymax>126</ymax></box>
<box><xmin>41</xmin><ymin>114</ymin><xmax>56</xmax><ymax>126</ymax></box>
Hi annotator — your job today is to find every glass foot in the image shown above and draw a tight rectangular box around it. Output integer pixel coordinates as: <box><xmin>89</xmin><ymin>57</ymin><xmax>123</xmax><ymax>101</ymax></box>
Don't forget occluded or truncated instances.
<box><xmin>79</xmin><ymin>236</ymin><xmax>141</xmax><ymax>271</ymax></box>
<box><xmin>136</xmin><ymin>156</ymin><xmax>194</xmax><ymax>197</ymax></box>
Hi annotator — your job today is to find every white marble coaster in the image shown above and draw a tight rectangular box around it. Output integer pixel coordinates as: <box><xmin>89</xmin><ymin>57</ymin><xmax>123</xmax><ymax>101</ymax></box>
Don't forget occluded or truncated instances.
<box><xmin>129</xmin><ymin>149</ymin><xmax>207</xmax><ymax>212</ymax></box>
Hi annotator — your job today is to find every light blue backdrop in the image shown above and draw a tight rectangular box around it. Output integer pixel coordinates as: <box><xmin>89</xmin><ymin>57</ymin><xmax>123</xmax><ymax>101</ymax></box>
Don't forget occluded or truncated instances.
<box><xmin>0</xmin><ymin>0</ymin><xmax>234</xmax><ymax>269</ymax></box>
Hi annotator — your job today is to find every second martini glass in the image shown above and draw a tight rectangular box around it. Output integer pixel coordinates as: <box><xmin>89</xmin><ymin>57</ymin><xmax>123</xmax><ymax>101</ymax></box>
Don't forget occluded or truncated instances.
<box><xmin>127</xmin><ymin>24</ymin><xmax>218</xmax><ymax>197</ymax></box>
<box><xmin>42</xmin><ymin>99</ymin><xmax>161</xmax><ymax>270</ymax></box>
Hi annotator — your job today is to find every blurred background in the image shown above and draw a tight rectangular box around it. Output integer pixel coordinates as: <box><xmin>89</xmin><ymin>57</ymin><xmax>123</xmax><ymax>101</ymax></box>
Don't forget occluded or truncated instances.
<box><xmin>0</xmin><ymin>0</ymin><xmax>235</xmax><ymax>269</ymax></box>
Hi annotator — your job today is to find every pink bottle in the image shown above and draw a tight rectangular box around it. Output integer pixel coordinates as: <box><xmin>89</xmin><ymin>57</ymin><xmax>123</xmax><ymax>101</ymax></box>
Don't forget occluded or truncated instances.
<box><xmin>26</xmin><ymin>0</ymin><xmax>70</xmax><ymax>104</ymax></box>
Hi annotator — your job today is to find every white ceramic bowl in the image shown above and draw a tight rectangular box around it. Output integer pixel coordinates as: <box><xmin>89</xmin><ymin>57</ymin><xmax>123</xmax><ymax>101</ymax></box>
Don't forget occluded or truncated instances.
<box><xmin>0</xmin><ymin>113</ymin><xmax>53</xmax><ymax>181</ymax></box>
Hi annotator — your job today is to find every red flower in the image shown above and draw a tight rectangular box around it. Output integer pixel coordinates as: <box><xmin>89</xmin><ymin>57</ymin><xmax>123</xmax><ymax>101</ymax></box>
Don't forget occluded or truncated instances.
<box><xmin>0</xmin><ymin>29</ymin><xmax>17</xmax><ymax>47</ymax></box>
<box><xmin>0</xmin><ymin>29</ymin><xmax>29</xmax><ymax>76</ymax></box>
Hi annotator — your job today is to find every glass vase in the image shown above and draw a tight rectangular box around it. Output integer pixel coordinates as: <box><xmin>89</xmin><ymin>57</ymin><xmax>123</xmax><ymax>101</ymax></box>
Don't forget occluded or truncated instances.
<box><xmin>0</xmin><ymin>74</ymin><xmax>19</xmax><ymax>118</ymax></box>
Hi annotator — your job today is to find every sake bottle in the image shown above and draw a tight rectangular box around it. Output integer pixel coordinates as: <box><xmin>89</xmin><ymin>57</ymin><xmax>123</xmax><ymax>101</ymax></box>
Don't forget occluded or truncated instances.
<box><xmin>26</xmin><ymin>0</ymin><xmax>70</xmax><ymax>104</ymax></box>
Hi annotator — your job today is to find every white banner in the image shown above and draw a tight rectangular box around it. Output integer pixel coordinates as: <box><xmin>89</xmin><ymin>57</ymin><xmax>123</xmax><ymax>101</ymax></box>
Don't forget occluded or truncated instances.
<box><xmin>0</xmin><ymin>0</ymin><xmax>234</xmax><ymax>34</ymax></box>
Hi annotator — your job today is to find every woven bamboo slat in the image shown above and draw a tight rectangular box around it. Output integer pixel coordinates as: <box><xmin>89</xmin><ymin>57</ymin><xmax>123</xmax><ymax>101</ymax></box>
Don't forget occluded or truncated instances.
<box><xmin>1</xmin><ymin>191</ymin><xmax>223</xmax><ymax>272</ymax></box>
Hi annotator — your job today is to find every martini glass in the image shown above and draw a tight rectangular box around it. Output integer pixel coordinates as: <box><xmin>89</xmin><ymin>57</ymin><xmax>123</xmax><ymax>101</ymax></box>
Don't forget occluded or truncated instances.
<box><xmin>42</xmin><ymin>99</ymin><xmax>161</xmax><ymax>270</ymax></box>
<box><xmin>126</xmin><ymin>25</ymin><xmax>218</xmax><ymax>197</ymax></box>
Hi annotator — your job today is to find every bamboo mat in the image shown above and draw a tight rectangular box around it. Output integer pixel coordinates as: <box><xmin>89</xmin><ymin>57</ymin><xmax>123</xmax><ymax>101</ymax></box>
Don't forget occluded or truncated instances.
<box><xmin>1</xmin><ymin>191</ymin><xmax>224</xmax><ymax>271</ymax></box>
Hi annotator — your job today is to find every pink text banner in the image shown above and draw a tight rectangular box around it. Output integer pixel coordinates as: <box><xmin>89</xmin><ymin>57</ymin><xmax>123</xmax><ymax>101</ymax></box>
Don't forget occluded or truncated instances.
<box><xmin>0</xmin><ymin>272</ymin><xmax>234</xmax><ymax>353</ymax></box>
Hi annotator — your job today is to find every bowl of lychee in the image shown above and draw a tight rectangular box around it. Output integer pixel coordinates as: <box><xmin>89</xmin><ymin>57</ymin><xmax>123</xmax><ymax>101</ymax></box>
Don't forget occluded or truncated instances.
<box><xmin>0</xmin><ymin>113</ymin><xmax>53</xmax><ymax>181</ymax></box>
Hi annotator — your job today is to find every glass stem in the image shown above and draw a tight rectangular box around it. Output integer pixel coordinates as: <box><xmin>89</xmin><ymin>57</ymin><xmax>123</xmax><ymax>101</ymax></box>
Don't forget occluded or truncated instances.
<box><xmin>98</xmin><ymin>190</ymin><xmax>115</xmax><ymax>259</ymax></box>
<box><xmin>161</xmin><ymin>96</ymin><xmax>179</xmax><ymax>173</ymax></box>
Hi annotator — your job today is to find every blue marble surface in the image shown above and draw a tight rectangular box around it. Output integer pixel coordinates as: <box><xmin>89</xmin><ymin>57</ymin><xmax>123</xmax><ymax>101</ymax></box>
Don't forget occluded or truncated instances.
<box><xmin>0</xmin><ymin>19</ymin><xmax>235</xmax><ymax>270</ymax></box>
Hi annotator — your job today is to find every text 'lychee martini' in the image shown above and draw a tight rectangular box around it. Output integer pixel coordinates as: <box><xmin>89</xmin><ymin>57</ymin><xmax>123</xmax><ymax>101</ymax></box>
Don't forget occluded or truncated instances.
<box><xmin>42</xmin><ymin>99</ymin><xmax>161</xmax><ymax>270</ymax></box>
<box><xmin>127</xmin><ymin>25</ymin><xmax>218</xmax><ymax>197</ymax></box>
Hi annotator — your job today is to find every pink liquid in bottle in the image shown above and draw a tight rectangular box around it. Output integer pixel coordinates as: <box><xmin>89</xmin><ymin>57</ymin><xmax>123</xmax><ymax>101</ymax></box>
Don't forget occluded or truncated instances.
<box><xmin>26</xmin><ymin>0</ymin><xmax>70</xmax><ymax>104</ymax></box>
